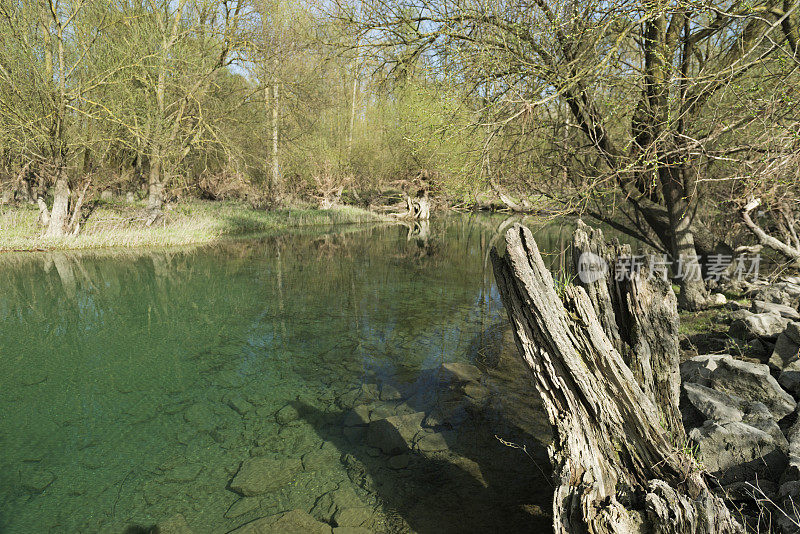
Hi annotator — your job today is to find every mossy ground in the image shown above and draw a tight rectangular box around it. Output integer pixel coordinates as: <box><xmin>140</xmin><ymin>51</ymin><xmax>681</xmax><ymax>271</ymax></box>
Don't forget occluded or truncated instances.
<box><xmin>0</xmin><ymin>200</ymin><xmax>390</xmax><ymax>251</ymax></box>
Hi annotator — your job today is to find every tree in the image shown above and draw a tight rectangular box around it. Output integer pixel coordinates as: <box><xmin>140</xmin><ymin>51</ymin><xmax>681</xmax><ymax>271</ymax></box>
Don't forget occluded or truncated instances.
<box><xmin>342</xmin><ymin>0</ymin><xmax>800</xmax><ymax>309</ymax></box>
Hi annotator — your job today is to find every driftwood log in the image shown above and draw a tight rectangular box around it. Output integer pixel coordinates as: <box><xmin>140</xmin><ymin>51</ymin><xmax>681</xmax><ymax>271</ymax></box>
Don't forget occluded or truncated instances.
<box><xmin>491</xmin><ymin>222</ymin><xmax>742</xmax><ymax>533</ymax></box>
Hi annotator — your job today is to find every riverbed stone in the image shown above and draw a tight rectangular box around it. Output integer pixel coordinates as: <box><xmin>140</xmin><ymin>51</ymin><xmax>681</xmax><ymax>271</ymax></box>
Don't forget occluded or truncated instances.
<box><xmin>333</xmin><ymin>506</ymin><xmax>373</xmax><ymax>528</ymax></box>
<box><xmin>230</xmin><ymin>509</ymin><xmax>332</xmax><ymax>534</ymax></box>
<box><xmin>184</xmin><ymin>403</ymin><xmax>217</xmax><ymax>430</ymax></box>
<box><xmin>165</xmin><ymin>463</ymin><xmax>203</xmax><ymax>483</ymax></box>
<box><xmin>157</xmin><ymin>514</ymin><xmax>193</xmax><ymax>534</ymax></box>
<box><xmin>367</xmin><ymin>412</ymin><xmax>425</xmax><ymax>454</ymax></box>
<box><xmin>225</xmin><ymin>497</ymin><xmax>262</xmax><ymax>518</ymax></box>
<box><xmin>379</xmin><ymin>384</ymin><xmax>403</xmax><ymax>401</ymax></box>
<box><xmin>681</xmin><ymin>354</ymin><xmax>795</xmax><ymax>420</ymax></box>
<box><xmin>440</xmin><ymin>362</ymin><xmax>482</xmax><ymax>384</ymax></box>
<box><xmin>19</xmin><ymin>468</ymin><xmax>55</xmax><ymax>494</ymax></box>
<box><xmin>230</xmin><ymin>456</ymin><xmax>303</xmax><ymax>496</ymax></box>
<box><xmin>276</xmin><ymin>404</ymin><xmax>300</xmax><ymax>425</ymax></box>
<box><xmin>227</xmin><ymin>396</ymin><xmax>254</xmax><ymax>416</ymax></box>
<box><xmin>343</xmin><ymin>405</ymin><xmax>370</xmax><ymax>427</ymax></box>
<box><xmin>729</xmin><ymin>311</ymin><xmax>790</xmax><ymax>340</ymax></box>
<box><xmin>416</xmin><ymin>430</ymin><xmax>454</xmax><ymax>453</ymax></box>
<box><xmin>388</xmin><ymin>453</ymin><xmax>410</xmax><ymax>469</ymax></box>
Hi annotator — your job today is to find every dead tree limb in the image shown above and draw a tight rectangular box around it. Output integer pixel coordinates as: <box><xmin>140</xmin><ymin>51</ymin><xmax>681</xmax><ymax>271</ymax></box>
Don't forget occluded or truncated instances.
<box><xmin>741</xmin><ymin>198</ymin><xmax>800</xmax><ymax>265</ymax></box>
<box><xmin>491</xmin><ymin>223</ymin><xmax>742</xmax><ymax>534</ymax></box>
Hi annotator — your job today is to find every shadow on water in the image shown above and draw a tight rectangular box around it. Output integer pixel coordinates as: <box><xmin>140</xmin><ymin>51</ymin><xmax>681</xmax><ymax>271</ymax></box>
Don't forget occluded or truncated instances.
<box><xmin>290</xmin><ymin>358</ymin><xmax>554</xmax><ymax>533</ymax></box>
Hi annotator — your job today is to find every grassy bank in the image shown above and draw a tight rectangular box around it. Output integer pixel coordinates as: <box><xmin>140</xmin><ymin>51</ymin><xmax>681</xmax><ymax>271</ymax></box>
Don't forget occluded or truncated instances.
<box><xmin>0</xmin><ymin>200</ymin><xmax>390</xmax><ymax>251</ymax></box>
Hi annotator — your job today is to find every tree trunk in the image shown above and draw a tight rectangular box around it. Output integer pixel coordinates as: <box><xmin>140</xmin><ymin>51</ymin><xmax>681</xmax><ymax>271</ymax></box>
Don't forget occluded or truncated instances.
<box><xmin>661</xmin><ymin>166</ymin><xmax>708</xmax><ymax>310</ymax></box>
<box><xmin>271</xmin><ymin>81</ymin><xmax>280</xmax><ymax>202</ymax></box>
<box><xmin>45</xmin><ymin>171</ymin><xmax>70</xmax><ymax>237</ymax></box>
<box><xmin>491</xmin><ymin>223</ymin><xmax>742</xmax><ymax>534</ymax></box>
<box><xmin>146</xmin><ymin>150</ymin><xmax>164</xmax><ymax>226</ymax></box>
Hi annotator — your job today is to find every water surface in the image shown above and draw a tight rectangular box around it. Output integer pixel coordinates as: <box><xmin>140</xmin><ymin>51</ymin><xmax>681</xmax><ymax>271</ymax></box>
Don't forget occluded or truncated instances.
<box><xmin>0</xmin><ymin>215</ymin><xmax>573</xmax><ymax>533</ymax></box>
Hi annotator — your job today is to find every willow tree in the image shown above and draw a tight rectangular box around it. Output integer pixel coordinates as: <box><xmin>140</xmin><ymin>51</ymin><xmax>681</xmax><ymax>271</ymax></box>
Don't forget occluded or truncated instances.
<box><xmin>342</xmin><ymin>0</ymin><xmax>800</xmax><ymax>309</ymax></box>
<box><xmin>0</xmin><ymin>0</ymin><xmax>111</xmax><ymax>236</ymax></box>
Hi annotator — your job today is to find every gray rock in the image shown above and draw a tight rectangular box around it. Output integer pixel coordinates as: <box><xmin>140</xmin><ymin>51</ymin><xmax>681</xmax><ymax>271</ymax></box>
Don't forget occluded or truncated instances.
<box><xmin>719</xmin><ymin>480</ymin><xmax>777</xmax><ymax>501</ymax></box>
<box><xmin>729</xmin><ymin>311</ymin><xmax>790</xmax><ymax>340</ymax></box>
<box><xmin>780</xmin><ymin>361</ymin><xmax>800</xmax><ymax>399</ymax></box>
<box><xmin>366</xmin><ymin>412</ymin><xmax>424</xmax><ymax>454</ymax></box>
<box><xmin>710</xmin><ymin>293</ymin><xmax>728</xmax><ymax>307</ymax></box>
<box><xmin>682</xmin><ymin>382</ymin><xmax>746</xmax><ymax>425</ymax></box>
<box><xmin>782</xmin><ymin>414</ymin><xmax>800</xmax><ymax>483</ymax></box>
<box><xmin>230</xmin><ymin>456</ymin><xmax>303</xmax><ymax>496</ymax></box>
<box><xmin>777</xmin><ymin>481</ymin><xmax>800</xmax><ymax>533</ymax></box>
<box><xmin>771</xmin><ymin>331</ymin><xmax>800</xmax><ymax>371</ymax></box>
<box><xmin>752</xmin><ymin>300</ymin><xmax>800</xmax><ymax>321</ymax></box>
<box><xmin>681</xmin><ymin>354</ymin><xmax>795</xmax><ymax>420</ymax></box>
<box><xmin>689</xmin><ymin>421</ymin><xmax>788</xmax><ymax>484</ymax></box>
<box><xmin>750</xmin><ymin>281</ymin><xmax>800</xmax><ymax>308</ymax></box>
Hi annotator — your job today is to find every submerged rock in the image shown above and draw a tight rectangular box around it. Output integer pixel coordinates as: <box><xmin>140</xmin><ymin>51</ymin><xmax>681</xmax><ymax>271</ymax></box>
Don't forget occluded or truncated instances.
<box><xmin>333</xmin><ymin>506</ymin><xmax>373</xmax><ymax>528</ymax></box>
<box><xmin>19</xmin><ymin>468</ymin><xmax>55</xmax><ymax>494</ymax></box>
<box><xmin>366</xmin><ymin>412</ymin><xmax>425</xmax><ymax>454</ymax></box>
<box><xmin>388</xmin><ymin>453</ymin><xmax>410</xmax><ymax>469</ymax></box>
<box><xmin>225</xmin><ymin>497</ymin><xmax>261</xmax><ymax>519</ymax></box>
<box><xmin>165</xmin><ymin>463</ymin><xmax>203</xmax><ymax>483</ymax></box>
<box><xmin>230</xmin><ymin>509</ymin><xmax>332</xmax><ymax>534</ymax></box>
<box><xmin>440</xmin><ymin>362</ymin><xmax>482</xmax><ymax>384</ymax></box>
<box><xmin>343</xmin><ymin>406</ymin><xmax>370</xmax><ymax>427</ymax></box>
<box><xmin>275</xmin><ymin>404</ymin><xmax>300</xmax><ymax>425</ymax></box>
<box><xmin>157</xmin><ymin>514</ymin><xmax>193</xmax><ymax>534</ymax></box>
<box><xmin>416</xmin><ymin>430</ymin><xmax>454</xmax><ymax>453</ymax></box>
<box><xmin>229</xmin><ymin>456</ymin><xmax>303</xmax><ymax>496</ymax></box>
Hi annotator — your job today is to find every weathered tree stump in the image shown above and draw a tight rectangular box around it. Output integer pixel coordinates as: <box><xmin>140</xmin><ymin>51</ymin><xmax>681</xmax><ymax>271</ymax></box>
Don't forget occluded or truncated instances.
<box><xmin>405</xmin><ymin>191</ymin><xmax>430</xmax><ymax>220</ymax></box>
<box><xmin>491</xmin><ymin>223</ymin><xmax>742</xmax><ymax>534</ymax></box>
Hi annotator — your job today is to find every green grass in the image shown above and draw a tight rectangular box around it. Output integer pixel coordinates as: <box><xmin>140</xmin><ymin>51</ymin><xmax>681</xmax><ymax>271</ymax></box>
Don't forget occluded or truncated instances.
<box><xmin>0</xmin><ymin>200</ymin><xmax>390</xmax><ymax>251</ymax></box>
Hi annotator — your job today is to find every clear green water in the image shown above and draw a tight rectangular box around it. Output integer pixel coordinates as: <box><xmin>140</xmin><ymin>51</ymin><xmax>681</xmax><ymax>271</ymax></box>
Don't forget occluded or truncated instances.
<box><xmin>0</xmin><ymin>215</ymin><xmax>573</xmax><ymax>533</ymax></box>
